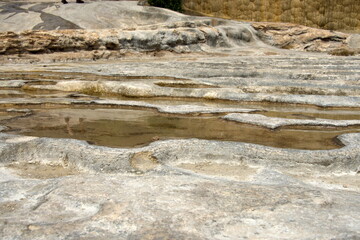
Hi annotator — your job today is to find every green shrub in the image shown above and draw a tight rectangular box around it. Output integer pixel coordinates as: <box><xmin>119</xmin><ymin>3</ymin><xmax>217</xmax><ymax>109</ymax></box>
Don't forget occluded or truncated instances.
<box><xmin>148</xmin><ymin>0</ymin><xmax>182</xmax><ymax>12</ymax></box>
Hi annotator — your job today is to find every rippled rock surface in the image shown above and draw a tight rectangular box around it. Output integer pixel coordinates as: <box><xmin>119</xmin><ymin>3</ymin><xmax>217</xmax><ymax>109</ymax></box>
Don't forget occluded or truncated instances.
<box><xmin>0</xmin><ymin>1</ymin><xmax>359</xmax><ymax>239</ymax></box>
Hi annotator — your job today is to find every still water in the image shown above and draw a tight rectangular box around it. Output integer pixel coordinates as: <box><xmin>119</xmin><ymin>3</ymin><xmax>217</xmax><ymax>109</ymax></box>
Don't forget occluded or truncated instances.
<box><xmin>5</xmin><ymin>108</ymin><xmax>360</xmax><ymax>150</ymax></box>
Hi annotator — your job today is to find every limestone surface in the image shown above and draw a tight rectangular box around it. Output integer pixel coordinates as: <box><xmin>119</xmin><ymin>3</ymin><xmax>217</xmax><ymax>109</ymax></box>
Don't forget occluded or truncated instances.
<box><xmin>0</xmin><ymin>51</ymin><xmax>359</xmax><ymax>239</ymax></box>
<box><xmin>252</xmin><ymin>22</ymin><xmax>353</xmax><ymax>52</ymax></box>
<box><xmin>1</xmin><ymin>132</ymin><xmax>360</xmax><ymax>239</ymax></box>
<box><xmin>19</xmin><ymin>54</ymin><xmax>360</xmax><ymax>108</ymax></box>
<box><xmin>0</xmin><ymin>1</ymin><xmax>360</xmax><ymax>240</ymax></box>
<box><xmin>224</xmin><ymin>113</ymin><xmax>360</xmax><ymax>129</ymax></box>
<box><xmin>0</xmin><ymin>1</ymin><xmax>262</xmax><ymax>55</ymax></box>
<box><xmin>0</xmin><ymin>1</ymin><xmax>358</xmax><ymax>56</ymax></box>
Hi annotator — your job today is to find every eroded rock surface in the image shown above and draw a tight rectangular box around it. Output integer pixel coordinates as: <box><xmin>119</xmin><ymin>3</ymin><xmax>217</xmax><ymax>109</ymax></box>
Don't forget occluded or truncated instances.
<box><xmin>0</xmin><ymin>1</ymin><xmax>358</xmax><ymax>56</ymax></box>
<box><xmin>0</xmin><ymin>133</ymin><xmax>360</xmax><ymax>239</ymax></box>
<box><xmin>0</xmin><ymin>1</ymin><xmax>263</xmax><ymax>55</ymax></box>
<box><xmin>252</xmin><ymin>22</ymin><xmax>356</xmax><ymax>53</ymax></box>
<box><xmin>1</xmin><ymin>52</ymin><xmax>360</xmax><ymax>239</ymax></box>
<box><xmin>224</xmin><ymin>113</ymin><xmax>360</xmax><ymax>129</ymax></box>
<box><xmin>0</xmin><ymin>1</ymin><xmax>360</xmax><ymax>239</ymax></box>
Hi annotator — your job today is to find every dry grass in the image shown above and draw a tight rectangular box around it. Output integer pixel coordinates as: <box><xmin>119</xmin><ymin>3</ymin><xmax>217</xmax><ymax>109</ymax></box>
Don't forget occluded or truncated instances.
<box><xmin>329</xmin><ymin>48</ymin><xmax>356</xmax><ymax>56</ymax></box>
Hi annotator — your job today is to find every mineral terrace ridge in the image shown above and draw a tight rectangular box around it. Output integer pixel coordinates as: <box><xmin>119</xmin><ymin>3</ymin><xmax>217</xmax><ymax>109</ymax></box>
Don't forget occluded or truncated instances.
<box><xmin>0</xmin><ymin>1</ymin><xmax>360</xmax><ymax>240</ymax></box>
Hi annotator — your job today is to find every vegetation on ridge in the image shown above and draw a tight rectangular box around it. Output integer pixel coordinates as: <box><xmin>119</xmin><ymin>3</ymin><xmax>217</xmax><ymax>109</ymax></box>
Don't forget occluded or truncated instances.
<box><xmin>148</xmin><ymin>0</ymin><xmax>182</xmax><ymax>12</ymax></box>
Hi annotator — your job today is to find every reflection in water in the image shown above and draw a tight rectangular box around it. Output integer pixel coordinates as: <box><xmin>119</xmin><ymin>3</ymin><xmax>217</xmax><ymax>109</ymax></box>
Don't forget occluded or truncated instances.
<box><xmin>64</xmin><ymin>117</ymin><xmax>73</xmax><ymax>136</ymax></box>
<box><xmin>5</xmin><ymin>108</ymin><xmax>360</xmax><ymax>150</ymax></box>
<box><xmin>65</xmin><ymin>117</ymin><xmax>85</xmax><ymax>136</ymax></box>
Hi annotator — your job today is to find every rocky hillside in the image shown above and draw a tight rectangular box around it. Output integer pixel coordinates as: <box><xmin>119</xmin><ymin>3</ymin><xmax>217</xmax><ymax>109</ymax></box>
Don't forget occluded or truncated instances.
<box><xmin>0</xmin><ymin>1</ymin><xmax>358</xmax><ymax>57</ymax></box>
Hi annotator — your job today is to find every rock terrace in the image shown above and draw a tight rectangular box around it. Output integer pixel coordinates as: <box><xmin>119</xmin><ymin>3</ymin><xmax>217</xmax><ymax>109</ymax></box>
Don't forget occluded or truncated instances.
<box><xmin>0</xmin><ymin>1</ymin><xmax>359</xmax><ymax>240</ymax></box>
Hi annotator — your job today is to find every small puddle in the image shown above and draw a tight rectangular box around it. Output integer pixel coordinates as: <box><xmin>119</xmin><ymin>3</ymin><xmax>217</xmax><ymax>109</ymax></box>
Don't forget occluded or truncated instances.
<box><xmin>2</xmin><ymin>70</ymin><xmax>360</xmax><ymax>150</ymax></box>
<box><xmin>4</xmin><ymin>108</ymin><xmax>360</xmax><ymax>150</ymax></box>
<box><xmin>7</xmin><ymin>162</ymin><xmax>78</xmax><ymax>179</ymax></box>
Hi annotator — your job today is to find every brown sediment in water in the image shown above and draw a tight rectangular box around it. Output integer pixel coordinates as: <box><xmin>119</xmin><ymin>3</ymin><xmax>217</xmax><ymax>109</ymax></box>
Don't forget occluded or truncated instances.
<box><xmin>1</xmin><ymin>71</ymin><xmax>360</xmax><ymax>150</ymax></box>
<box><xmin>4</xmin><ymin>108</ymin><xmax>360</xmax><ymax>150</ymax></box>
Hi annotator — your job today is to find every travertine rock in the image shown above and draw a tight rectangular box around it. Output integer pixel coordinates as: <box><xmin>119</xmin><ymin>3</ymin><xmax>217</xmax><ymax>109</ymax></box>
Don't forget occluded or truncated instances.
<box><xmin>224</xmin><ymin>113</ymin><xmax>360</xmax><ymax>129</ymax></box>
<box><xmin>0</xmin><ymin>27</ymin><xmax>209</xmax><ymax>54</ymax></box>
<box><xmin>0</xmin><ymin>133</ymin><xmax>360</xmax><ymax>239</ymax></box>
<box><xmin>1</xmin><ymin>1</ymin><xmax>357</xmax><ymax>56</ymax></box>
<box><xmin>251</xmin><ymin>22</ymin><xmax>352</xmax><ymax>52</ymax></box>
<box><xmin>0</xmin><ymin>2</ymin><xmax>360</xmax><ymax>239</ymax></box>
